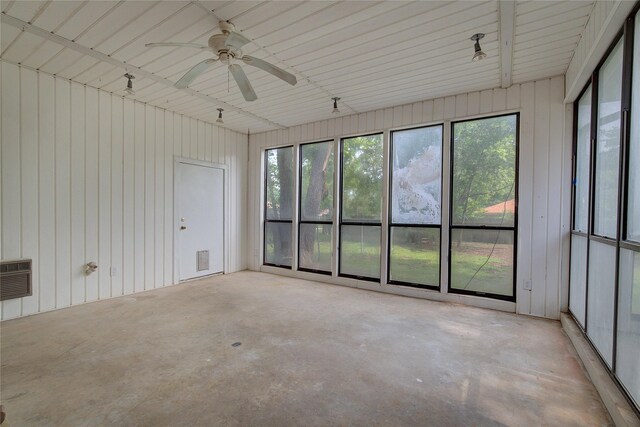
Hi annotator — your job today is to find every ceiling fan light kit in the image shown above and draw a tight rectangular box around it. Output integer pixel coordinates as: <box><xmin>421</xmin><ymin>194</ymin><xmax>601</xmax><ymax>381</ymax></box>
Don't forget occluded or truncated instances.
<box><xmin>145</xmin><ymin>21</ymin><xmax>297</xmax><ymax>102</ymax></box>
<box><xmin>471</xmin><ymin>33</ymin><xmax>487</xmax><ymax>62</ymax></box>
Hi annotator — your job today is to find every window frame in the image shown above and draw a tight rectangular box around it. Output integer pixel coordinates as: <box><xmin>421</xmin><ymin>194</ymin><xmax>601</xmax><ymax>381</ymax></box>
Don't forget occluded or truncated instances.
<box><xmin>338</xmin><ymin>132</ymin><xmax>385</xmax><ymax>282</ymax></box>
<box><xmin>386</xmin><ymin>124</ymin><xmax>444</xmax><ymax>290</ymax></box>
<box><xmin>263</xmin><ymin>145</ymin><xmax>295</xmax><ymax>269</ymax></box>
<box><xmin>297</xmin><ymin>139</ymin><xmax>335</xmax><ymax>276</ymax></box>
<box><xmin>447</xmin><ymin>112</ymin><xmax>520</xmax><ymax>302</ymax></box>
<box><xmin>568</xmin><ymin>7</ymin><xmax>640</xmax><ymax>415</ymax></box>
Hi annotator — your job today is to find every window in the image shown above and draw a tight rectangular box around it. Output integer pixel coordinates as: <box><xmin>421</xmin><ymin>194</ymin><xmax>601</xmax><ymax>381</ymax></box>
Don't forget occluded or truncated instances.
<box><xmin>574</xmin><ymin>85</ymin><xmax>592</xmax><ymax>233</ymax></box>
<box><xmin>339</xmin><ymin>134</ymin><xmax>383</xmax><ymax>280</ymax></box>
<box><xmin>628</xmin><ymin>14</ymin><xmax>640</xmax><ymax>243</ymax></box>
<box><xmin>449</xmin><ymin>114</ymin><xmax>518</xmax><ymax>300</ymax></box>
<box><xmin>298</xmin><ymin>141</ymin><xmax>334</xmax><ymax>274</ymax></box>
<box><xmin>593</xmin><ymin>39</ymin><xmax>623</xmax><ymax>239</ymax></box>
<box><xmin>615</xmin><ymin>12</ymin><xmax>640</xmax><ymax>408</ymax></box>
<box><xmin>388</xmin><ymin>125</ymin><xmax>442</xmax><ymax>288</ymax></box>
<box><xmin>569</xmin><ymin>86</ymin><xmax>593</xmax><ymax>328</ymax></box>
<box><xmin>264</xmin><ymin>146</ymin><xmax>294</xmax><ymax>268</ymax></box>
<box><xmin>569</xmin><ymin>11</ymin><xmax>640</xmax><ymax>414</ymax></box>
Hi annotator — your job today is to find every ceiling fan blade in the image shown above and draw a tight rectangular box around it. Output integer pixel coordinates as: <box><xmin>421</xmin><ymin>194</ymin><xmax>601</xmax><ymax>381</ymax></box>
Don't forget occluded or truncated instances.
<box><xmin>225</xmin><ymin>31</ymin><xmax>251</xmax><ymax>50</ymax></box>
<box><xmin>175</xmin><ymin>59</ymin><xmax>217</xmax><ymax>89</ymax></box>
<box><xmin>229</xmin><ymin>64</ymin><xmax>257</xmax><ymax>101</ymax></box>
<box><xmin>242</xmin><ymin>56</ymin><xmax>297</xmax><ymax>86</ymax></box>
<box><xmin>145</xmin><ymin>42</ymin><xmax>208</xmax><ymax>49</ymax></box>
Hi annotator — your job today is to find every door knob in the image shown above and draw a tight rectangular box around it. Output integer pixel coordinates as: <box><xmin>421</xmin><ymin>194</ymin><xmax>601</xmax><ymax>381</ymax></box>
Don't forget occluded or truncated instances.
<box><xmin>180</xmin><ymin>225</ymin><xmax>187</xmax><ymax>230</ymax></box>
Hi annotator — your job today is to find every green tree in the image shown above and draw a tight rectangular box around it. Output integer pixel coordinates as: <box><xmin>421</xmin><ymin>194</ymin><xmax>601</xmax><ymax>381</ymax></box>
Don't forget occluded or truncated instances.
<box><xmin>342</xmin><ymin>135</ymin><xmax>384</xmax><ymax>221</ymax></box>
<box><xmin>452</xmin><ymin>116</ymin><xmax>516</xmax><ymax>228</ymax></box>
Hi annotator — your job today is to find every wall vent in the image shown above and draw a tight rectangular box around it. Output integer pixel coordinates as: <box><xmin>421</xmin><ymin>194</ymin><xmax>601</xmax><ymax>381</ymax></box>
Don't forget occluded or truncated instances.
<box><xmin>0</xmin><ymin>259</ymin><xmax>32</xmax><ymax>301</ymax></box>
<box><xmin>197</xmin><ymin>250</ymin><xmax>209</xmax><ymax>272</ymax></box>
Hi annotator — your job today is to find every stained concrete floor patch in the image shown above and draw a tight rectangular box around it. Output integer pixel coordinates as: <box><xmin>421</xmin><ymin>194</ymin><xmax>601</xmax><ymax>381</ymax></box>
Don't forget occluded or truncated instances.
<box><xmin>0</xmin><ymin>271</ymin><xmax>612</xmax><ymax>426</ymax></box>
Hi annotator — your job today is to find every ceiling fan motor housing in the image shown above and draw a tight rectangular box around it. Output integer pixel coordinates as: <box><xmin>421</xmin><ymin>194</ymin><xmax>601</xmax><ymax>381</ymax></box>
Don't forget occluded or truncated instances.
<box><xmin>208</xmin><ymin>34</ymin><xmax>228</xmax><ymax>52</ymax></box>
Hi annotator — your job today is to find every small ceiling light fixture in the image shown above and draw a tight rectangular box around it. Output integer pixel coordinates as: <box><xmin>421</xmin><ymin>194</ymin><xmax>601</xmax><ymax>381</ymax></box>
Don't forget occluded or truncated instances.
<box><xmin>216</xmin><ymin>108</ymin><xmax>224</xmax><ymax>124</ymax></box>
<box><xmin>331</xmin><ymin>97</ymin><xmax>340</xmax><ymax>114</ymax></box>
<box><xmin>470</xmin><ymin>33</ymin><xmax>487</xmax><ymax>62</ymax></box>
<box><xmin>124</xmin><ymin>73</ymin><xmax>135</xmax><ymax>95</ymax></box>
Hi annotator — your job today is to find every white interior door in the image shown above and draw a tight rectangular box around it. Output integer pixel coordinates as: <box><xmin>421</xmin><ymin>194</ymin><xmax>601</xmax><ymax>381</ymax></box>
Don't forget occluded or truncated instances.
<box><xmin>176</xmin><ymin>161</ymin><xmax>224</xmax><ymax>280</ymax></box>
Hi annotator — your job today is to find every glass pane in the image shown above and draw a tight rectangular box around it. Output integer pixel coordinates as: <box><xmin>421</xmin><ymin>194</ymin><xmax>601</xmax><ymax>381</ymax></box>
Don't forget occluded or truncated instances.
<box><xmin>452</xmin><ymin>115</ymin><xmax>517</xmax><ymax>227</ymax></box>
<box><xmin>341</xmin><ymin>134</ymin><xmax>383</xmax><ymax>221</ymax></box>
<box><xmin>391</xmin><ymin>126</ymin><xmax>442</xmax><ymax>224</ymax></box>
<box><xmin>389</xmin><ymin>227</ymin><xmax>439</xmax><ymax>286</ymax></box>
<box><xmin>299</xmin><ymin>223</ymin><xmax>332</xmax><ymax>272</ymax></box>
<box><xmin>266</xmin><ymin>147</ymin><xmax>294</xmax><ymax>220</ymax></box>
<box><xmin>628</xmin><ymin>15</ymin><xmax>640</xmax><ymax>242</ymax></box>
<box><xmin>586</xmin><ymin>241</ymin><xmax>616</xmax><ymax>367</ymax></box>
<box><xmin>574</xmin><ymin>86</ymin><xmax>592</xmax><ymax>233</ymax></box>
<box><xmin>616</xmin><ymin>249</ymin><xmax>640</xmax><ymax>406</ymax></box>
<box><xmin>264</xmin><ymin>222</ymin><xmax>292</xmax><ymax>267</ymax></box>
<box><xmin>569</xmin><ymin>235</ymin><xmax>588</xmax><ymax>327</ymax></box>
<box><xmin>593</xmin><ymin>39</ymin><xmax>623</xmax><ymax>238</ymax></box>
<box><xmin>300</xmin><ymin>141</ymin><xmax>334</xmax><ymax>221</ymax></box>
<box><xmin>340</xmin><ymin>225</ymin><xmax>381</xmax><ymax>278</ymax></box>
<box><xmin>450</xmin><ymin>229</ymin><xmax>514</xmax><ymax>297</ymax></box>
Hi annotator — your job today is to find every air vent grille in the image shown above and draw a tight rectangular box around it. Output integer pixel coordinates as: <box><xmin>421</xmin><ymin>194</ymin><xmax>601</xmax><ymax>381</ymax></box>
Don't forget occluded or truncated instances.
<box><xmin>0</xmin><ymin>259</ymin><xmax>32</xmax><ymax>301</ymax></box>
<box><xmin>197</xmin><ymin>250</ymin><xmax>209</xmax><ymax>272</ymax></box>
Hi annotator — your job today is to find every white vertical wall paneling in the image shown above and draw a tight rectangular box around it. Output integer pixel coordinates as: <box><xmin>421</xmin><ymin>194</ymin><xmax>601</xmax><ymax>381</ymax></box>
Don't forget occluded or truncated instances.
<box><xmin>85</xmin><ymin>86</ymin><xmax>99</xmax><ymax>303</ymax></box>
<box><xmin>190</xmin><ymin>118</ymin><xmax>197</xmax><ymax>159</ymax></box>
<box><xmin>0</xmin><ymin>61</ymin><xmax>248</xmax><ymax>320</ymax></box>
<box><xmin>467</xmin><ymin>92</ymin><xmax>480</xmax><ymax>116</ymax></box>
<box><xmin>134</xmin><ymin>102</ymin><xmax>145</xmax><ymax>293</ymax></box>
<box><xmin>1</xmin><ymin>62</ymin><xmax>21</xmax><ymax>318</ymax></box>
<box><xmin>164</xmin><ymin>110</ymin><xmax>174</xmax><ymax>287</ymax></box>
<box><xmin>98</xmin><ymin>90</ymin><xmax>111</xmax><ymax>300</ymax></box>
<box><xmin>178</xmin><ymin>115</ymin><xmax>186</xmax><ymax>158</ymax></box>
<box><xmin>144</xmin><ymin>106</ymin><xmax>155</xmax><ymax>290</ymax></box>
<box><xmin>530</xmin><ymin>79</ymin><xmax>550</xmax><ymax>317</ymax></box>
<box><xmin>154</xmin><ymin>108</ymin><xmax>165</xmax><ymax>288</ymax></box>
<box><xmin>111</xmin><ymin>97</ymin><xmax>124</xmax><ymax>297</ymax></box>
<box><xmin>122</xmin><ymin>98</ymin><xmax>135</xmax><ymax>296</ymax></box>
<box><xmin>204</xmin><ymin>124</ymin><xmax>212</xmax><ymax>162</ymax></box>
<box><xmin>517</xmin><ymin>81</ymin><xmax>535</xmax><ymax>315</ymax></box>
<box><xmin>247</xmin><ymin>76</ymin><xmax>568</xmax><ymax>319</ymax></box>
<box><xmin>20</xmin><ymin>68</ymin><xmax>39</xmax><ymax>316</ymax></box>
<box><xmin>545</xmin><ymin>77</ymin><xmax>565</xmax><ymax>318</ymax></box>
<box><xmin>56</xmin><ymin>78</ymin><xmax>72</xmax><ymax>308</ymax></box>
<box><xmin>40</xmin><ymin>74</ymin><xmax>57</xmax><ymax>310</ymax></box>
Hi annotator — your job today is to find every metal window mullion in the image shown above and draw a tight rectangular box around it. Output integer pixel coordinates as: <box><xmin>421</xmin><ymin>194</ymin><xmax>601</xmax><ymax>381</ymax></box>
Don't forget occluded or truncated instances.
<box><xmin>336</xmin><ymin>137</ymin><xmax>343</xmax><ymax>277</ymax></box>
<box><xmin>380</xmin><ymin>130</ymin><xmax>390</xmax><ymax>286</ymax></box>
<box><xmin>292</xmin><ymin>145</ymin><xmax>300</xmax><ymax>272</ymax></box>
<box><xmin>441</xmin><ymin>121</ymin><xmax>451</xmax><ymax>294</ymax></box>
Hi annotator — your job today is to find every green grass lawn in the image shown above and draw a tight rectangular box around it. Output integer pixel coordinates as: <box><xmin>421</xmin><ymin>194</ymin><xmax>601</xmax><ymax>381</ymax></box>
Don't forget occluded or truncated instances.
<box><xmin>267</xmin><ymin>236</ymin><xmax>514</xmax><ymax>296</ymax></box>
<box><xmin>389</xmin><ymin>243</ymin><xmax>439</xmax><ymax>286</ymax></box>
<box><xmin>450</xmin><ymin>243</ymin><xmax>513</xmax><ymax>296</ymax></box>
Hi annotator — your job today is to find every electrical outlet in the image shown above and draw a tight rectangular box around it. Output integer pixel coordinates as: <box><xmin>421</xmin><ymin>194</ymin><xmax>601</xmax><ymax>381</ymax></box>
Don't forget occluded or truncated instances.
<box><xmin>523</xmin><ymin>279</ymin><xmax>532</xmax><ymax>290</ymax></box>
<box><xmin>110</xmin><ymin>267</ymin><xmax>118</xmax><ymax>277</ymax></box>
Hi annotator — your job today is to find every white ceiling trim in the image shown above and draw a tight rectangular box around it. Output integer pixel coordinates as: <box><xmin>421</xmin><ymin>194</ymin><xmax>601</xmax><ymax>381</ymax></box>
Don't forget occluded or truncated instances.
<box><xmin>0</xmin><ymin>11</ymin><xmax>286</xmax><ymax>130</ymax></box>
<box><xmin>499</xmin><ymin>0</ymin><xmax>515</xmax><ymax>89</ymax></box>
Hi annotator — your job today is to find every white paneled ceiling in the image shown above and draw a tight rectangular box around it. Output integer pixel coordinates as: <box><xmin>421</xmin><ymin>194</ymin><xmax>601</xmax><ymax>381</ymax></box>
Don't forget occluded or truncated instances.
<box><xmin>1</xmin><ymin>0</ymin><xmax>593</xmax><ymax>133</ymax></box>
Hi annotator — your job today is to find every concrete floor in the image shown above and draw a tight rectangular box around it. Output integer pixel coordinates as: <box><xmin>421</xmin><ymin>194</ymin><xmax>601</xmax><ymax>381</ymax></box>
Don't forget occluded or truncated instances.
<box><xmin>1</xmin><ymin>272</ymin><xmax>611</xmax><ymax>426</ymax></box>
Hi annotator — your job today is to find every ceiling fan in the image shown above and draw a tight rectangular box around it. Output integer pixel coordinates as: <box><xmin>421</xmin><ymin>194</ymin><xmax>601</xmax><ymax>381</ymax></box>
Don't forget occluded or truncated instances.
<box><xmin>145</xmin><ymin>21</ymin><xmax>297</xmax><ymax>101</ymax></box>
